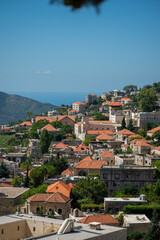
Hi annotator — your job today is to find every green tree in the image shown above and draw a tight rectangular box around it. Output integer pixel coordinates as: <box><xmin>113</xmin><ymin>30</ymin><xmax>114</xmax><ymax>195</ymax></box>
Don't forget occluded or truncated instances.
<box><xmin>0</xmin><ymin>161</ymin><xmax>9</xmax><ymax>178</ymax></box>
<box><xmin>144</xmin><ymin>209</ymin><xmax>160</xmax><ymax>240</ymax></box>
<box><xmin>71</xmin><ymin>175</ymin><xmax>107</xmax><ymax>208</ymax></box>
<box><xmin>39</xmin><ymin>129</ymin><xmax>50</xmax><ymax>154</ymax></box>
<box><xmin>30</xmin><ymin>166</ymin><xmax>47</xmax><ymax>187</ymax></box>
<box><xmin>152</xmin><ymin>130</ymin><xmax>160</xmax><ymax>145</ymax></box>
<box><xmin>11</xmin><ymin>176</ymin><xmax>22</xmax><ymax>187</ymax></box>
<box><xmin>30</xmin><ymin>119</ymin><xmax>49</xmax><ymax>139</ymax></box>
<box><xmin>127</xmin><ymin>232</ymin><xmax>144</xmax><ymax>240</ymax></box>
<box><xmin>51</xmin><ymin>157</ymin><xmax>69</xmax><ymax>175</ymax></box>
<box><xmin>26</xmin><ymin>111</ymin><xmax>33</xmax><ymax>121</ymax></box>
<box><xmin>137</xmin><ymin>129</ymin><xmax>146</xmax><ymax>138</ymax></box>
<box><xmin>123</xmin><ymin>85</ymin><xmax>137</xmax><ymax>93</ymax></box>
<box><xmin>83</xmin><ymin>135</ymin><xmax>96</xmax><ymax>146</ymax></box>
<box><xmin>145</xmin><ymin>121</ymin><xmax>152</xmax><ymax>131</ymax></box>
<box><xmin>90</xmin><ymin>112</ymin><xmax>109</xmax><ymax>120</ymax></box>
<box><xmin>127</xmin><ymin>119</ymin><xmax>134</xmax><ymax>131</ymax></box>
<box><xmin>22</xmin><ymin>184</ymin><xmax>48</xmax><ymax>202</ymax></box>
<box><xmin>61</xmin><ymin>124</ymin><xmax>73</xmax><ymax>134</ymax></box>
<box><xmin>50</xmin><ymin>121</ymin><xmax>63</xmax><ymax>129</ymax></box>
<box><xmin>136</xmin><ymin>87</ymin><xmax>158</xmax><ymax>112</ymax></box>
<box><xmin>120</xmin><ymin>117</ymin><xmax>126</xmax><ymax>130</ymax></box>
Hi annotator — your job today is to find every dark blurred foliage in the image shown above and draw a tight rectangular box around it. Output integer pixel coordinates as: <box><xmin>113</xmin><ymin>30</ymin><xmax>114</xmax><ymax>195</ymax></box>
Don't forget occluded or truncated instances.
<box><xmin>50</xmin><ymin>0</ymin><xmax>107</xmax><ymax>12</ymax></box>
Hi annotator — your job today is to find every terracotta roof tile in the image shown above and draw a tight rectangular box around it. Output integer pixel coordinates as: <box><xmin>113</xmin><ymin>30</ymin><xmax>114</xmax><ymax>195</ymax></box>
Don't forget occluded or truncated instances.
<box><xmin>96</xmin><ymin>133</ymin><xmax>113</xmax><ymax>141</ymax></box>
<box><xmin>80</xmin><ymin>215</ymin><xmax>118</xmax><ymax>224</ymax></box>
<box><xmin>120</xmin><ymin>98</ymin><xmax>132</xmax><ymax>101</ymax></box>
<box><xmin>109</xmin><ymin>102</ymin><xmax>123</xmax><ymax>106</ymax></box>
<box><xmin>58</xmin><ymin>115</ymin><xmax>75</xmax><ymax>122</ymax></box>
<box><xmin>28</xmin><ymin>192</ymin><xmax>70</xmax><ymax>203</ymax></box>
<box><xmin>73</xmin><ymin>102</ymin><xmax>85</xmax><ymax>105</ymax></box>
<box><xmin>19</xmin><ymin>121</ymin><xmax>32</xmax><ymax>126</ymax></box>
<box><xmin>85</xmin><ymin>130</ymin><xmax>114</xmax><ymax>135</ymax></box>
<box><xmin>74</xmin><ymin>156</ymin><xmax>107</xmax><ymax>169</ymax></box>
<box><xmin>46</xmin><ymin>181</ymin><xmax>72</xmax><ymax>197</ymax></box>
<box><xmin>117</xmin><ymin>129</ymin><xmax>134</xmax><ymax>135</ymax></box>
<box><xmin>52</xmin><ymin>142</ymin><xmax>69</xmax><ymax>149</ymax></box>
<box><xmin>74</xmin><ymin>144</ymin><xmax>89</xmax><ymax>152</ymax></box>
<box><xmin>41</xmin><ymin>124</ymin><xmax>58</xmax><ymax>132</ymax></box>
<box><xmin>61</xmin><ymin>168</ymin><xmax>74</xmax><ymax>176</ymax></box>
<box><xmin>99</xmin><ymin>151</ymin><xmax>114</xmax><ymax>158</ymax></box>
<box><xmin>148</xmin><ymin>126</ymin><xmax>160</xmax><ymax>133</ymax></box>
<box><xmin>35</xmin><ymin>116</ymin><xmax>57</xmax><ymax>123</ymax></box>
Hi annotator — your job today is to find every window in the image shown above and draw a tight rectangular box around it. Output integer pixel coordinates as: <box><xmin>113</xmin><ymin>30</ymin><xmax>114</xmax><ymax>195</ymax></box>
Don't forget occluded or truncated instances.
<box><xmin>1</xmin><ymin>229</ymin><xmax>4</xmax><ymax>234</ymax></box>
<box><xmin>33</xmin><ymin>227</ymin><xmax>36</xmax><ymax>232</ymax></box>
<box><xmin>127</xmin><ymin>174</ymin><xmax>131</xmax><ymax>179</ymax></box>
<box><xmin>58</xmin><ymin>209</ymin><xmax>62</xmax><ymax>215</ymax></box>
<box><xmin>145</xmin><ymin>174</ymin><xmax>150</xmax><ymax>179</ymax></box>
<box><xmin>103</xmin><ymin>173</ymin><xmax>108</xmax><ymax>179</ymax></box>
<box><xmin>17</xmin><ymin>226</ymin><xmax>20</xmax><ymax>231</ymax></box>
<box><xmin>115</xmin><ymin>174</ymin><xmax>120</xmax><ymax>180</ymax></box>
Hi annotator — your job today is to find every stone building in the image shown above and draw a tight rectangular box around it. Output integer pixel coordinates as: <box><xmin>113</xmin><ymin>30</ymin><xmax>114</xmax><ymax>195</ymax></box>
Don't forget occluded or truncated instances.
<box><xmin>104</xmin><ymin>195</ymin><xmax>147</xmax><ymax>214</ymax></box>
<box><xmin>100</xmin><ymin>165</ymin><xmax>157</xmax><ymax>195</ymax></box>
<box><xmin>26</xmin><ymin>192</ymin><xmax>72</xmax><ymax>220</ymax></box>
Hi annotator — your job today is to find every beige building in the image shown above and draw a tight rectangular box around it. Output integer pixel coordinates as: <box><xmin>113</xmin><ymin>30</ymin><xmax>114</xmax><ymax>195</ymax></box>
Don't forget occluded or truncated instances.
<box><xmin>26</xmin><ymin>192</ymin><xmax>72</xmax><ymax>220</ymax></box>
<box><xmin>72</xmin><ymin>102</ymin><xmax>85</xmax><ymax>112</ymax></box>
<box><xmin>0</xmin><ymin>187</ymin><xmax>29</xmax><ymax>215</ymax></box>
<box><xmin>123</xmin><ymin>214</ymin><xmax>150</xmax><ymax>234</ymax></box>
<box><xmin>0</xmin><ymin>214</ymin><xmax>127</xmax><ymax>240</ymax></box>
<box><xmin>132</xmin><ymin>111</ymin><xmax>160</xmax><ymax>128</ymax></box>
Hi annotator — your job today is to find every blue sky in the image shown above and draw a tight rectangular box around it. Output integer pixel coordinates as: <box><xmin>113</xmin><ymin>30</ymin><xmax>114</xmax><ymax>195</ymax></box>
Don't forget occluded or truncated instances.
<box><xmin>1</xmin><ymin>0</ymin><xmax>160</xmax><ymax>94</ymax></box>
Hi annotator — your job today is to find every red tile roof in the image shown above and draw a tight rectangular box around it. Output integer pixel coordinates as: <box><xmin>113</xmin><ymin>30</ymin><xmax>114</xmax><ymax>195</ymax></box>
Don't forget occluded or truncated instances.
<box><xmin>89</xmin><ymin>120</ymin><xmax>112</xmax><ymax>123</ymax></box>
<box><xmin>102</xmin><ymin>101</ymin><xmax>111</xmax><ymax>106</ymax></box>
<box><xmin>69</xmin><ymin>109</ymin><xmax>78</xmax><ymax>112</ymax></box>
<box><xmin>58</xmin><ymin>115</ymin><xmax>75</xmax><ymax>122</ymax></box>
<box><xmin>76</xmin><ymin>122</ymin><xmax>82</xmax><ymax>126</ymax></box>
<box><xmin>129</xmin><ymin>134</ymin><xmax>142</xmax><ymax>139</ymax></box>
<box><xmin>85</xmin><ymin>130</ymin><xmax>114</xmax><ymax>135</ymax></box>
<box><xmin>96</xmin><ymin>133</ymin><xmax>113</xmax><ymax>141</ymax></box>
<box><xmin>74</xmin><ymin>144</ymin><xmax>89</xmax><ymax>152</ymax></box>
<box><xmin>0</xmin><ymin>183</ymin><xmax>13</xmax><ymax>187</ymax></box>
<box><xmin>19</xmin><ymin>121</ymin><xmax>32</xmax><ymax>126</ymax></box>
<box><xmin>99</xmin><ymin>150</ymin><xmax>114</xmax><ymax>158</ymax></box>
<box><xmin>120</xmin><ymin>98</ymin><xmax>132</xmax><ymax>101</ymax></box>
<box><xmin>74</xmin><ymin>156</ymin><xmax>107</xmax><ymax>169</ymax></box>
<box><xmin>117</xmin><ymin>129</ymin><xmax>134</xmax><ymax>135</ymax></box>
<box><xmin>131</xmin><ymin>138</ymin><xmax>148</xmax><ymax>144</ymax></box>
<box><xmin>156</xmin><ymin>146</ymin><xmax>160</xmax><ymax>151</ymax></box>
<box><xmin>109</xmin><ymin>102</ymin><xmax>123</xmax><ymax>106</ymax></box>
<box><xmin>148</xmin><ymin>126</ymin><xmax>160</xmax><ymax>133</ymax></box>
<box><xmin>47</xmin><ymin>181</ymin><xmax>72</xmax><ymax>197</ymax></box>
<box><xmin>61</xmin><ymin>168</ymin><xmax>74</xmax><ymax>176</ymax></box>
<box><xmin>73</xmin><ymin>102</ymin><xmax>85</xmax><ymax>105</ymax></box>
<box><xmin>28</xmin><ymin>192</ymin><xmax>70</xmax><ymax>203</ymax></box>
<box><xmin>135</xmin><ymin>141</ymin><xmax>151</xmax><ymax>147</ymax></box>
<box><xmin>35</xmin><ymin>116</ymin><xmax>57</xmax><ymax>123</ymax></box>
<box><xmin>41</xmin><ymin>124</ymin><xmax>58</xmax><ymax>132</ymax></box>
<box><xmin>52</xmin><ymin>142</ymin><xmax>69</xmax><ymax>149</ymax></box>
<box><xmin>80</xmin><ymin>215</ymin><xmax>118</xmax><ymax>224</ymax></box>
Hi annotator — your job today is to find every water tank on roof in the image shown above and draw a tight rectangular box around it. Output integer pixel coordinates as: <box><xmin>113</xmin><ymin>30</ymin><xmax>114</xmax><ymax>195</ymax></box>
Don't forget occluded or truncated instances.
<box><xmin>140</xmin><ymin>194</ymin><xmax>146</xmax><ymax>200</ymax></box>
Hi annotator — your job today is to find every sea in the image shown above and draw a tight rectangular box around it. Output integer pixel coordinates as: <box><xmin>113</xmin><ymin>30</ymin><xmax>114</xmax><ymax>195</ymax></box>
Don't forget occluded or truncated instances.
<box><xmin>11</xmin><ymin>91</ymin><xmax>101</xmax><ymax>107</ymax></box>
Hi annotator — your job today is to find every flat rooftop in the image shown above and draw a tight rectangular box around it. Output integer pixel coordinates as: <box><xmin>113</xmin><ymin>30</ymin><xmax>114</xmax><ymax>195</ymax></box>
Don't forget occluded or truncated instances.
<box><xmin>123</xmin><ymin>214</ymin><xmax>150</xmax><ymax>224</ymax></box>
<box><xmin>104</xmin><ymin>197</ymin><xmax>147</xmax><ymax>202</ymax></box>
<box><xmin>0</xmin><ymin>215</ymin><xmax>127</xmax><ymax>240</ymax></box>
<box><xmin>0</xmin><ymin>187</ymin><xmax>29</xmax><ymax>198</ymax></box>
<box><xmin>38</xmin><ymin>224</ymin><xmax>126</xmax><ymax>240</ymax></box>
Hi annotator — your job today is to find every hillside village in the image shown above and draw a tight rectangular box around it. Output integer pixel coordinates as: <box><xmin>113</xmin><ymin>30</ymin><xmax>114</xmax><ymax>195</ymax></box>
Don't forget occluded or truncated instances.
<box><xmin>0</xmin><ymin>83</ymin><xmax>160</xmax><ymax>240</ymax></box>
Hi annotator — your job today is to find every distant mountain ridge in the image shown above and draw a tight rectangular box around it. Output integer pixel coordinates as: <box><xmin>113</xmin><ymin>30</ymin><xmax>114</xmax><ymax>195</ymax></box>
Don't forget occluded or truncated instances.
<box><xmin>0</xmin><ymin>91</ymin><xmax>58</xmax><ymax>125</ymax></box>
